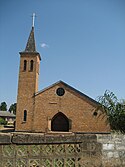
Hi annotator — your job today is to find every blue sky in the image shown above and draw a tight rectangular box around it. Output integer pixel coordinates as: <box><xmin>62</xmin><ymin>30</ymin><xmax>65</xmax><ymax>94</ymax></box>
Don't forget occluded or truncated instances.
<box><xmin>0</xmin><ymin>0</ymin><xmax>125</xmax><ymax>108</ymax></box>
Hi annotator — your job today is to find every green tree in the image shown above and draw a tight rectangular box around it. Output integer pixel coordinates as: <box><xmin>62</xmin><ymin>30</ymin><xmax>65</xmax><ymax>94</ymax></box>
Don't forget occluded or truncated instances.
<box><xmin>0</xmin><ymin>102</ymin><xmax>7</xmax><ymax>111</ymax></box>
<box><xmin>0</xmin><ymin>117</ymin><xmax>7</xmax><ymax>125</ymax></box>
<box><xmin>9</xmin><ymin>103</ymin><xmax>17</xmax><ymax>115</ymax></box>
<box><xmin>98</xmin><ymin>90</ymin><xmax>125</xmax><ymax>133</ymax></box>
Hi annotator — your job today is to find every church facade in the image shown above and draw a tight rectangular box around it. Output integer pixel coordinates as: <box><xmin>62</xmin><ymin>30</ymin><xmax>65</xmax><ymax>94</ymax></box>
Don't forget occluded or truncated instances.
<box><xmin>15</xmin><ymin>26</ymin><xmax>110</xmax><ymax>133</ymax></box>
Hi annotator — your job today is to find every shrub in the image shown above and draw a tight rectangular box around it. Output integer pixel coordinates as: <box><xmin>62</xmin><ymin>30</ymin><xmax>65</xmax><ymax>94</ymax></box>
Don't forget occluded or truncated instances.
<box><xmin>98</xmin><ymin>90</ymin><xmax>125</xmax><ymax>133</ymax></box>
<box><xmin>0</xmin><ymin>117</ymin><xmax>7</xmax><ymax>125</ymax></box>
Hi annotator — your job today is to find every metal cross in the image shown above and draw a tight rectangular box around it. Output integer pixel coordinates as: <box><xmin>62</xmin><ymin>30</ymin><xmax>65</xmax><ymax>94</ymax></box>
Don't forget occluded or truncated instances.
<box><xmin>32</xmin><ymin>13</ymin><xmax>36</xmax><ymax>27</ymax></box>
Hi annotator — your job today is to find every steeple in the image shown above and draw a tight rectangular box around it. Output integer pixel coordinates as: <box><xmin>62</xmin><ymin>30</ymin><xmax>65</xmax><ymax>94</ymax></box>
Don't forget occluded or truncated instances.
<box><xmin>23</xmin><ymin>13</ymin><xmax>37</xmax><ymax>53</ymax></box>
<box><xmin>25</xmin><ymin>26</ymin><xmax>36</xmax><ymax>52</ymax></box>
<box><xmin>20</xmin><ymin>13</ymin><xmax>41</xmax><ymax>60</ymax></box>
<box><xmin>16</xmin><ymin>14</ymin><xmax>41</xmax><ymax>132</ymax></box>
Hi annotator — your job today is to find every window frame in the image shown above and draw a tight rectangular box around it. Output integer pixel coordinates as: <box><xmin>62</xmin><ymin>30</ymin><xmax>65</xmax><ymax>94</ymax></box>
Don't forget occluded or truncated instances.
<box><xmin>23</xmin><ymin>110</ymin><xmax>27</xmax><ymax>122</ymax></box>
<box><xmin>23</xmin><ymin>60</ymin><xmax>27</xmax><ymax>71</ymax></box>
<box><xmin>30</xmin><ymin>60</ymin><xmax>34</xmax><ymax>71</ymax></box>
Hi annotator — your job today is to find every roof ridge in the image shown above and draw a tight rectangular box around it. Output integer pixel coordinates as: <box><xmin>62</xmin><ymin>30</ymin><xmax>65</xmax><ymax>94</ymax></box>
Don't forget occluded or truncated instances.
<box><xmin>35</xmin><ymin>80</ymin><xmax>100</xmax><ymax>107</ymax></box>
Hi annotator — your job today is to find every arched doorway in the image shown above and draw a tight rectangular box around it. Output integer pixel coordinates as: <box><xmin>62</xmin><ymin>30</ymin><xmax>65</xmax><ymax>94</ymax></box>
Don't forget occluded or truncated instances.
<box><xmin>51</xmin><ymin>112</ymin><xmax>69</xmax><ymax>132</ymax></box>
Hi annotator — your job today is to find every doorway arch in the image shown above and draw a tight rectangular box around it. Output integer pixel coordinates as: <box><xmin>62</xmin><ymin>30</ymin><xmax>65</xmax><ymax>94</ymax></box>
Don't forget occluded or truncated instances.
<box><xmin>51</xmin><ymin>112</ymin><xmax>69</xmax><ymax>132</ymax></box>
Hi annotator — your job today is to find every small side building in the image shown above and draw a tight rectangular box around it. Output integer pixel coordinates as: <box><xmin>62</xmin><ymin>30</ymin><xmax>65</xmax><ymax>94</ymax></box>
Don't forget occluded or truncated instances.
<box><xmin>0</xmin><ymin>111</ymin><xmax>16</xmax><ymax>124</ymax></box>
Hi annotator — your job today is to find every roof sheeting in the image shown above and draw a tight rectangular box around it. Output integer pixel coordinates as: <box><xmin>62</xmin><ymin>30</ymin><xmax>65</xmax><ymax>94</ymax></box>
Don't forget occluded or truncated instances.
<box><xmin>0</xmin><ymin>111</ymin><xmax>16</xmax><ymax>117</ymax></box>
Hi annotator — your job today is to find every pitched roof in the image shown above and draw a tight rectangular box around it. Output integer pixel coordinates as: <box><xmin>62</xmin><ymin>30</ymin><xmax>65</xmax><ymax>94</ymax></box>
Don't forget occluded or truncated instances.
<box><xmin>35</xmin><ymin>80</ymin><xmax>100</xmax><ymax>107</ymax></box>
<box><xmin>25</xmin><ymin>26</ymin><xmax>36</xmax><ymax>52</ymax></box>
<box><xmin>0</xmin><ymin>111</ymin><xmax>16</xmax><ymax>118</ymax></box>
<box><xmin>20</xmin><ymin>26</ymin><xmax>41</xmax><ymax>60</ymax></box>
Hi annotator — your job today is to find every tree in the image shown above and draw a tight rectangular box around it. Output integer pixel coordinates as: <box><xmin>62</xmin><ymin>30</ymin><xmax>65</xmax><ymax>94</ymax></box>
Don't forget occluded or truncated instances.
<box><xmin>0</xmin><ymin>117</ymin><xmax>7</xmax><ymax>125</ymax></box>
<box><xmin>98</xmin><ymin>90</ymin><xmax>125</xmax><ymax>133</ymax></box>
<box><xmin>0</xmin><ymin>102</ymin><xmax>7</xmax><ymax>111</ymax></box>
<box><xmin>9</xmin><ymin>103</ymin><xmax>17</xmax><ymax>115</ymax></box>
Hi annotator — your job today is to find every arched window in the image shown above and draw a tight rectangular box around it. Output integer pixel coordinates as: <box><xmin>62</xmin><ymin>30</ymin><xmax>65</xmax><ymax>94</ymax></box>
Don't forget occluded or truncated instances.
<box><xmin>30</xmin><ymin>60</ymin><xmax>34</xmax><ymax>71</ymax></box>
<box><xmin>23</xmin><ymin>60</ymin><xmax>27</xmax><ymax>71</ymax></box>
<box><xmin>23</xmin><ymin>110</ymin><xmax>27</xmax><ymax>122</ymax></box>
<box><xmin>51</xmin><ymin>112</ymin><xmax>69</xmax><ymax>132</ymax></box>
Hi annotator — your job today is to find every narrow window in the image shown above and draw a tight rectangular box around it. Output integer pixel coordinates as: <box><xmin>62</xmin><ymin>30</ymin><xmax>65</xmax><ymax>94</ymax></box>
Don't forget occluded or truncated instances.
<box><xmin>23</xmin><ymin>60</ymin><xmax>27</xmax><ymax>71</ymax></box>
<box><xmin>30</xmin><ymin>60</ymin><xmax>34</xmax><ymax>71</ymax></box>
<box><xmin>23</xmin><ymin>110</ymin><xmax>27</xmax><ymax>122</ymax></box>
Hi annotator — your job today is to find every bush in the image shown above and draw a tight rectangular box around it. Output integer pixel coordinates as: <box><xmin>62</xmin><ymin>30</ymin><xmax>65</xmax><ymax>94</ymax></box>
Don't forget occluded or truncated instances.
<box><xmin>0</xmin><ymin>117</ymin><xmax>7</xmax><ymax>125</ymax></box>
<box><xmin>98</xmin><ymin>90</ymin><xmax>125</xmax><ymax>133</ymax></box>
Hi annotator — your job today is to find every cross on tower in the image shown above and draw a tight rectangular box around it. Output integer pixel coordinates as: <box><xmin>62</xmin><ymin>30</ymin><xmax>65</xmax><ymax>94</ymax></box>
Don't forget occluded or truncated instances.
<box><xmin>32</xmin><ymin>13</ymin><xmax>36</xmax><ymax>27</ymax></box>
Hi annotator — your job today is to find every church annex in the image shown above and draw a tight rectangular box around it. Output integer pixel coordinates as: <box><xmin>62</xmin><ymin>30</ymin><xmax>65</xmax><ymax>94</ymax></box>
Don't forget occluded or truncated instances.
<box><xmin>15</xmin><ymin>24</ymin><xmax>110</xmax><ymax>133</ymax></box>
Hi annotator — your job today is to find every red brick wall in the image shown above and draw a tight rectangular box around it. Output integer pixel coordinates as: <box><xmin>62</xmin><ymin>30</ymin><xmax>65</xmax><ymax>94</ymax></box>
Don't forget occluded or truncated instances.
<box><xmin>33</xmin><ymin>82</ymin><xmax>110</xmax><ymax>133</ymax></box>
<box><xmin>15</xmin><ymin>54</ymin><xmax>40</xmax><ymax>132</ymax></box>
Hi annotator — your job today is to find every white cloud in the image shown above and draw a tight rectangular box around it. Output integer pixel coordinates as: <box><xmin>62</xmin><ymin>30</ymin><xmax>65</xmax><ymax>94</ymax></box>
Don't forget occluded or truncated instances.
<box><xmin>40</xmin><ymin>43</ymin><xmax>49</xmax><ymax>48</ymax></box>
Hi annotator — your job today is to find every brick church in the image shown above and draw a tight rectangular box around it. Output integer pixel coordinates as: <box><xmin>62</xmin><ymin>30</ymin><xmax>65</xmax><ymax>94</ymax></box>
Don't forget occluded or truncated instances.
<box><xmin>15</xmin><ymin>24</ymin><xmax>110</xmax><ymax>133</ymax></box>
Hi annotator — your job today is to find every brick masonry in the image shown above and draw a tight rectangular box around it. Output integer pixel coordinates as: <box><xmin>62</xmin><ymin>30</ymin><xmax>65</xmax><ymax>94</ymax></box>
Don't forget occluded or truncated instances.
<box><xmin>33</xmin><ymin>82</ymin><xmax>110</xmax><ymax>133</ymax></box>
<box><xmin>15</xmin><ymin>43</ymin><xmax>110</xmax><ymax>133</ymax></box>
<box><xmin>16</xmin><ymin>74</ymin><xmax>110</xmax><ymax>133</ymax></box>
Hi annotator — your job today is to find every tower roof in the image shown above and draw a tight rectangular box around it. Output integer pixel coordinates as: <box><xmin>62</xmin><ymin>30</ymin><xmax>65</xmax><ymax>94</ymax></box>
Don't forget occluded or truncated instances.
<box><xmin>25</xmin><ymin>26</ymin><xmax>36</xmax><ymax>52</ymax></box>
<box><xmin>20</xmin><ymin>26</ymin><xmax>41</xmax><ymax>60</ymax></box>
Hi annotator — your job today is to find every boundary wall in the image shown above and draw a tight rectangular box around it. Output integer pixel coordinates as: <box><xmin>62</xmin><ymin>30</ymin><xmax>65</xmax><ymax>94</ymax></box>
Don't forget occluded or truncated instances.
<box><xmin>0</xmin><ymin>132</ymin><xmax>125</xmax><ymax>167</ymax></box>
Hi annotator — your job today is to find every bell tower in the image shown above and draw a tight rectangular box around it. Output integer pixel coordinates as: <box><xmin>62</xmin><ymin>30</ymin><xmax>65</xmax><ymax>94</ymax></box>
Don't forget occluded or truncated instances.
<box><xmin>15</xmin><ymin>16</ymin><xmax>41</xmax><ymax>131</ymax></box>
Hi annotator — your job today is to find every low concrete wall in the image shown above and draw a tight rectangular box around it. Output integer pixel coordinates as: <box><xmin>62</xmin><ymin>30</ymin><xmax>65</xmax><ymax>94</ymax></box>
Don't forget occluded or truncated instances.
<box><xmin>97</xmin><ymin>134</ymin><xmax>125</xmax><ymax>167</ymax></box>
<box><xmin>0</xmin><ymin>132</ymin><xmax>125</xmax><ymax>167</ymax></box>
